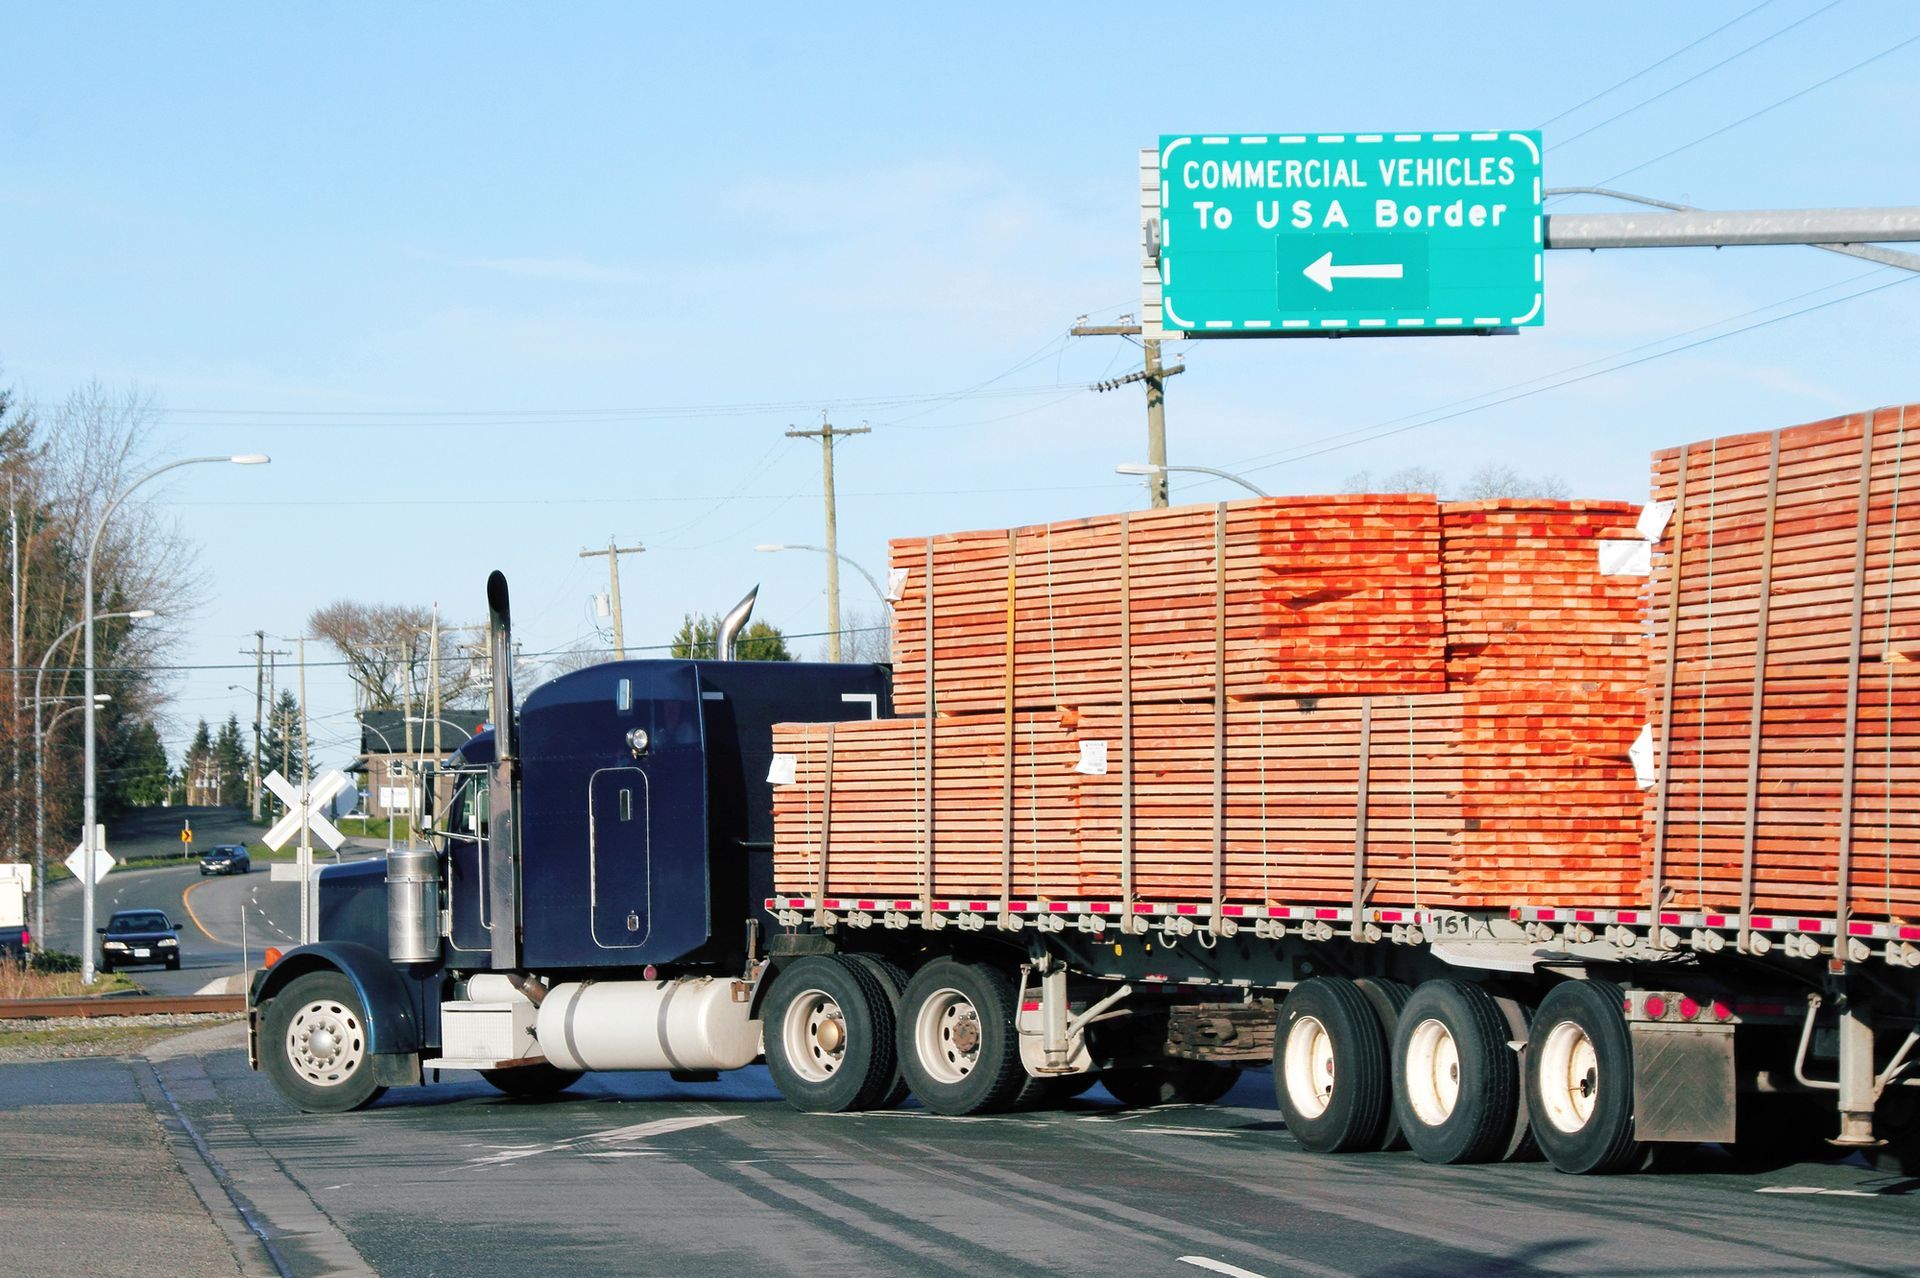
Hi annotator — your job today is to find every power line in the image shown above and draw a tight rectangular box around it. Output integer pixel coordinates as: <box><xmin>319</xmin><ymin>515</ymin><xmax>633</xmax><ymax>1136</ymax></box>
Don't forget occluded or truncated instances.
<box><xmin>1594</xmin><ymin>30</ymin><xmax>1920</xmax><ymax>187</ymax></box>
<box><xmin>1234</xmin><ymin>270</ymin><xmax>1919</xmax><ymax>478</ymax></box>
<box><xmin>1225</xmin><ymin>261</ymin><xmax>1898</xmax><ymax>473</ymax></box>
<box><xmin>1552</xmin><ymin>0</ymin><xmax>1841</xmax><ymax>149</ymax></box>
<box><xmin>1537</xmin><ymin>0</ymin><xmax>1781</xmax><ymax>129</ymax></box>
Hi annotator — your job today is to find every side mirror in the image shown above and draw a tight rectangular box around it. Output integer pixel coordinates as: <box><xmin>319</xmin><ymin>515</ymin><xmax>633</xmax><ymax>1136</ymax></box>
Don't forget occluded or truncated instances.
<box><xmin>95</xmin><ymin>928</ymin><xmax>106</xmax><ymax>934</ymax></box>
<box><xmin>169</xmin><ymin>920</ymin><xmax>181</xmax><ymax>930</ymax></box>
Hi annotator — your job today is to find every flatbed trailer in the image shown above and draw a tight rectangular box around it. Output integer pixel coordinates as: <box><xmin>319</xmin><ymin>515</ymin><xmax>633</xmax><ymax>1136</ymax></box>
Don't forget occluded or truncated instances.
<box><xmin>244</xmin><ymin>566</ymin><xmax>1920</xmax><ymax>1177</ymax></box>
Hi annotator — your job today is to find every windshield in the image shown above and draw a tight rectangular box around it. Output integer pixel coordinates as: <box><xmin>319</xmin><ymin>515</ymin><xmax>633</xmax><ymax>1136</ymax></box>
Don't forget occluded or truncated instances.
<box><xmin>109</xmin><ymin>912</ymin><xmax>169</xmax><ymax>933</ymax></box>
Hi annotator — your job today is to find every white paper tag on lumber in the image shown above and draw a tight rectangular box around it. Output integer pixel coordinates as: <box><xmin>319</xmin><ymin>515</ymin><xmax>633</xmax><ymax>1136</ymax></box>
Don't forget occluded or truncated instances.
<box><xmin>885</xmin><ymin>566</ymin><xmax>910</xmax><ymax>602</ymax></box>
<box><xmin>1074</xmin><ymin>739</ymin><xmax>1109</xmax><ymax>776</ymax></box>
<box><xmin>1637</xmin><ymin>500</ymin><xmax>1675</xmax><ymax>542</ymax></box>
<box><xmin>1629</xmin><ymin>724</ymin><xmax>1656</xmax><ymax>790</ymax></box>
<box><xmin>1597</xmin><ymin>539</ymin><xmax>1651</xmax><ymax>577</ymax></box>
<box><xmin>765</xmin><ymin>753</ymin><xmax>797</xmax><ymax>785</ymax></box>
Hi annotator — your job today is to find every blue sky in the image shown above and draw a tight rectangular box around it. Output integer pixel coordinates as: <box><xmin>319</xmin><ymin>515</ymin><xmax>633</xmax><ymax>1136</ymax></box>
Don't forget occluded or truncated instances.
<box><xmin>5</xmin><ymin>1</ymin><xmax>1919</xmax><ymax>768</ymax></box>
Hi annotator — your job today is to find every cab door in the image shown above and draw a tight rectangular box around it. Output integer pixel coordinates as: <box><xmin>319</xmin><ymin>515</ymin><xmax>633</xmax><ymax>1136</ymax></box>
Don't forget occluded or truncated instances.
<box><xmin>589</xmin><ymin>767</ymin><xmax>650</xmax><ymax>948</ymax></box>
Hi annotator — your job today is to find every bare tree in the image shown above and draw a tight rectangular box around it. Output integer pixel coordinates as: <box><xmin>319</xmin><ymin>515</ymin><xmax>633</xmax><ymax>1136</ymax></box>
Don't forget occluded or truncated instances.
<box><xmin>1343</xmin><ymin>465</ymin><xmax>1447</xmax><ymax>496</ymax></box>
<box><xmin>837</xmin><ymin>607</ymin><xmax>894</xmax><ymax>665</ymax></box>
<box><xmin>1460</xmin><ymin>463</ymin><xmax>1569</xmax><ymax>501</ymax></box>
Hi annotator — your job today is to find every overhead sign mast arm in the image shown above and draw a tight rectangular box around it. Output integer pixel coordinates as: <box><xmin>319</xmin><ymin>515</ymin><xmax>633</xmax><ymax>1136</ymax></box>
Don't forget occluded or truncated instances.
<box><xmin>1544</xmin><ymin>187</ymin><xmax>1920</xmax><ymax>273</ymax></box>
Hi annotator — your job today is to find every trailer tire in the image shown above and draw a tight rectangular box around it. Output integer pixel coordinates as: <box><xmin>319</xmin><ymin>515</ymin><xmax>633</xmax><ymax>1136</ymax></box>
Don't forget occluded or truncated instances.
<box><xmin>261</xmin><ymin>970</ymin><xmax>387</xmax><ymax>1114</ymax></box>
<box><xmin>1393</xmin><ymin>980</ymin><xmax>1517</xmax><ymax>1165</ymax></box>
<box><xmin>480</xmin><ymin>1062</ymin><xmax>582</xmax><ymax>1098</ymax></box>
<box><xmin>1868</xmin><ymin>1093</ymin><xmax>1920</xmax><ymax>1176</ymax></box>
<box><xmin>764</xmin><ymin>956</ymin><xmax>898</xmax><ymax>1113</ymax></box>
<box><xmin>1014</xmin><ymin>1071</ymin><xmax>1100</xmax><ymax>1110</ymax></box>
<box><xmin>1525</xmin><ymin>979</ymin><xmax>1642</xmax><ymax>1175</ymax></box>
<box><xmin>1275</xmin><ymin>976</ymin><xmax>1391</xmax><ymax>1153</ymax></box>
<box><xmin>1352</xmin><ymin>977</ymin><xmax>1413</xmax><ymax>1151</ymax></box>
<box><xmin>1100</xmin><ymin>1060</ymin><xmax>1240</xmax><ymax>1109</ymax></box>
<box><xmin>844</xmin><ymin>954</ymin><xmax>911</xmax><ymax>1109</ymax></box>
<box><xmin>896</xmin><ymin>959</ymin><xmax>1025</xmax><ymax>1116</ymax></box>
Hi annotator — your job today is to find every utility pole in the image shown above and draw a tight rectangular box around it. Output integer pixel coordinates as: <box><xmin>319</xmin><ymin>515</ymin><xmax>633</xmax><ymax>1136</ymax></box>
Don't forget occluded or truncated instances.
<box><xmin>297</xmin><ymin>635</ymin><xmax>312</xmax><ymax>942</ymax></box>
<box><xmin>249</xmin><ymin>633</ymin><xmax>264</xmax><ymax>821</ymax></box>
<box><xmin>429</xmin><ymin>604</ymin><xmax>441</xmax><ymax>759</ymax></box>
<box><xmin>785</xmin><ymin>414</ymin><xmax>870</xmax><ymax>660</ymax></box>
<box><xmin>578</xmin><ymin>538</ymin><xmax>644</xmax><ymax>658</ymax></box>
<box><xmin>1073</xmin><ymin>322</ymin><xmax>1185</xmax><ymax>510</ymax></box>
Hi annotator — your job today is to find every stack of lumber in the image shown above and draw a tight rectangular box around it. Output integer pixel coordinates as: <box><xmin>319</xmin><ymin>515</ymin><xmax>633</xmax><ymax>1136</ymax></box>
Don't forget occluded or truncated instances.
<box><xmin>1442</xmin><ymin>501</ymin><xmax>1649</xmax><ymax>907</ymax></box>
<box><xmin>1646</xmin><ymin>407</ymin><xmax>1920</xmax><ymax>918</ymax></box>
<box><xmin>1071</xmin><ymin>696</ymin><xmax>1463</xmax><ymax>906</ymax></box>
<box><xmin>769</xmin><ymin>715</ymin><xmax>1083</xmax><ymax>900</ymax></box>
<box><xmin>887</xmin><ymin>496</ymin><xmax>1445</xmax><ymax>716</ymax></box>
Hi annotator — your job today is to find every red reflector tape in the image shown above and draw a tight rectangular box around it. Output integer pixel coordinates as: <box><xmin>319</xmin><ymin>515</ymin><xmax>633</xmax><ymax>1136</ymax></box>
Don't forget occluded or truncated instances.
<box><xmin>1849</xmin><ymin>922</ymin><xmax>1874</xmax><ymax>936</ymax></box>
<box><xmin>1175</xmin><ymin>904</ymin><xmax>1198</xmax><ymax>916</ymax></box>
<box><xmin>1575</xmin><ymin>910</ymin><xmax>1597</xmax><ymax>923</ymax></box>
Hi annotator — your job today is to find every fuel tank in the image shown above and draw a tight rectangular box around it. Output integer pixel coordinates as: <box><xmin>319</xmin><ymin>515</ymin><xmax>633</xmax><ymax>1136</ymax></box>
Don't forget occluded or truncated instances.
<box><xmin>535</xmin><ymin>977</ymin><xmax>761</xmax><ymax>1072</ymax></box>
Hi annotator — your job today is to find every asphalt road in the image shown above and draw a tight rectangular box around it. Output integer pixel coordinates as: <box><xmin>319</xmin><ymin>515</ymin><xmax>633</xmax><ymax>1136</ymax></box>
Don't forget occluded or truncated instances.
<box><xmin>42</xmin><ymin>805</ymin><xmax>382</xmax><ymax>995</ymax></box>
<box><xmin>133</xmin><ymin>1030</ymin><xmax>1915</xmax><ymax>1278</ymax></box>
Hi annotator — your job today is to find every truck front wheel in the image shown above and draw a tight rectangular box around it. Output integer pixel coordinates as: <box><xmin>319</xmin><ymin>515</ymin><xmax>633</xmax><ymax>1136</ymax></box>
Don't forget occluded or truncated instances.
<box><xmin>764</xmin><ymin>956</ymin><xmax>898</xmax><ymax>1113</ymax></box>
<box><xmin>1101</xmin><ymin>1060</ymin><xmax>1240</xmax><ymax>1109</ymax></box>
<box><xmin>481</xmin><ymin>1062</ymin><xmax>583</xmax><ymax>1099</ymax></box>
<box><xmin>261</xmin><ymin>971</ymin><xmax>388</xmax><ymax>1114</ymax></box>
<box><xmin>1525</xmin><ymin>979</ymin><xmax>1642</xmax><ymax>1174</ymax></box>
<box><xmin>896</xmin><ymin>958</ymin><xmax>1025</xmax><ymax>1116</ymax></box>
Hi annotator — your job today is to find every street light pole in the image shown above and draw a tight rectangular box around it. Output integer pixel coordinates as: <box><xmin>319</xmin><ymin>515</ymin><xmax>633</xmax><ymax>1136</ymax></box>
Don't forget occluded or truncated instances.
<box><xmin>1115</xmin><ymin>461</ymin><xmax>1269</xmax><ymax>499</ymax></box>
<box><xmin>754</xmin><ymin>543</ymin><xmax>889</xmax><ymax>608</ymax></box>
<box><xmin>82</xmin><ymin>453</ymin><xmax>266</xmax><ymax>984</ymax></box>
<box><xmin>33</xmin><ymin>609</ymin><xmax>149</xmax><ymax>943</ymax></box>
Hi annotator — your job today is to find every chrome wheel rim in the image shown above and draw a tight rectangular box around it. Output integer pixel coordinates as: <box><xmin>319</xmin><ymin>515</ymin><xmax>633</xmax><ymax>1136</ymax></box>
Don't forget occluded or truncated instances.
<box><xmin>781</xmin><ymin>987</ymin><xmax>847</xmax><ymax>1084</ymax></box>
<box><xmin>1282</xmin><ymin>1014</ymin><xmax>1336</xmax><ymax>1120</ymax></box>
<box><xmin>914</xmin><ymin>987</ymin><xmax>982</xmax><ymax>1086</ymax></box>
<box><xmin>285</xmin><ymin>998</ymin><xmax>367</xmax><ymax>1087</ymax></box>
<box><xmin>1404</xmin><ymin>1017</ymin><xmax>1461</xmax><ymax>1127</ymax></box>
<box><xmin>1538</xmin><ymin>1020</ymin><xmax>1600</xmax><ymax>1134</ymax></box>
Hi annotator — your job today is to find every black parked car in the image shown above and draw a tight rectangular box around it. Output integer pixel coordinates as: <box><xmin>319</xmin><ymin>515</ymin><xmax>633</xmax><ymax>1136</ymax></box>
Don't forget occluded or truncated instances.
<box><xmin>99</xmin><ymin>909</ymin><xmax>181</xmax><ymax>971</ymax></box>
<box><xmin>199</xmin><ymin>844</ymin><xmax>251</xmax><ymax>876</ymax></box>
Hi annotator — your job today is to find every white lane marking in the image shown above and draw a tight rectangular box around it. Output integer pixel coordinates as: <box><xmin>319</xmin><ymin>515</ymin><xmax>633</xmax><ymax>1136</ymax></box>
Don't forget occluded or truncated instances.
<box><xmin>581</xmin><ymin>1151</ymin><xmax>664</xmax><ymax>1159</ymax></box>
<box><xmin>1757</xmin><ymin>1185</ymin><xmax>1891</xmax><ymax>1198</ymax></box>
<box><xmin>1130</xmin><ymin>1127</ymin><xmax>1241</xmax><ymax>1138</ymax></box>
<box><xmin>467</xmin><ymin>1114</ymin><xmax>739</xmax><ymax>1166</ymax></box>
<box><xmin>1180</xmin><ymin>1257</ymin><xmax>1272</xmax><ymax>1278</ymax></box>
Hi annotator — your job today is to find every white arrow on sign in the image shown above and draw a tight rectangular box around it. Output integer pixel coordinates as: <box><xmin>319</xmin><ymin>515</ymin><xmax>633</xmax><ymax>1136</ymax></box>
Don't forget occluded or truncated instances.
<box><xmin>1303</xmin><ymin>251</ymin><xmax>1405</xmax><ymax>293</ymax></box>
<box><xmin>262</xmin><ymin>768</ymin><xmax>351</xmax><ymax>853</ymax></box>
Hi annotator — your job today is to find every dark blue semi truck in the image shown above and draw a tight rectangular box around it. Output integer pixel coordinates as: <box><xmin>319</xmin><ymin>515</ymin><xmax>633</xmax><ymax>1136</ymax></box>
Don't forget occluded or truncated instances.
<box><xmin>250</xmin><ymin>571</ymin><xmax>1920</xmax><ymax>1178</ymax></box>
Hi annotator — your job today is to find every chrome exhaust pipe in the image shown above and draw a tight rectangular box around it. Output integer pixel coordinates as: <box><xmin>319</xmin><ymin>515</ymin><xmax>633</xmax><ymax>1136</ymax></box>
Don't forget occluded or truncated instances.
<box><xmin>718</xmin><ymin>586</ymin><xmax>758</xmax><ymax>661</ymax></box>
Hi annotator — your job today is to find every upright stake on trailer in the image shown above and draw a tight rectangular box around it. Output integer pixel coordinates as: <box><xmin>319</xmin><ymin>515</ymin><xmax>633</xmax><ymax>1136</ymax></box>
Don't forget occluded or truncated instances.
<box><xmin>1000</xmin><ymin>529</ymin><xmax>1017</xmax><ymax>924</ymax></box>
<box><xmin>786</xmin><ymin>415</ymin><xmax>869</xmax><ymax>660</ymax></box>
<box><xmin>1834</xmin><ymin>410</ymin><xmax>1880</xmax><ymax>962</ymax></box>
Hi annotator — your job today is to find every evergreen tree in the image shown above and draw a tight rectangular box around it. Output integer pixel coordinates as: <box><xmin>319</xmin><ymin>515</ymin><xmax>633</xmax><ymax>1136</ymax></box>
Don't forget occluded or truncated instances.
<box><xmin>214</xmin><ymin>713</ymin><xmax>249</xmax><ymax>808</ymax></box>
<box><xmin>118</xmin><ymin>721</ymin><xmax>173</xmax><ymax>806</ymax></box>
<box><xmin>182</xmin><ymin>718</ymin><xmax>215</xmax><ymax>804</ymax></box>
<box><xmin>669</xmin><ymin>613</ymin><xmax>792</xmax><ymax>661</ymax></box>
<box><xmin>259</xmin><ymin>690</ymin><xmax>309</xmax><ymax>803</ymax></box>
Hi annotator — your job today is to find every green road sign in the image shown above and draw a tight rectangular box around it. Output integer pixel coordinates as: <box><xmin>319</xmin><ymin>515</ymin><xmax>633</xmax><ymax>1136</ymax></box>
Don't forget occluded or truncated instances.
<box><xmin>1156</xmin><ymin>132</ymin><xmax>1543</xmax><ymax>334</ymax></box>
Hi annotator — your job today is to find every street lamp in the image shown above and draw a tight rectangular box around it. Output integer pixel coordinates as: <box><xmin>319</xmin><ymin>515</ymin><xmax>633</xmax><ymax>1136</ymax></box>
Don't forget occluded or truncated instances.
<box><xmin>83</xmin><ymin>454</ymin><xmax>267</xmax><ymax>984</ymax></box>
<box><xmin>33</xmin><ymin>609</ymin><xmax>151</xmax><ymax>943</ymax></box>
<box><xmin>1115</xmin><ymin>461</ymin><xmax>1269</xmax><ymax>498</ymax></box>
<box><xmin>406</xmin><ymin>715</ymin><xmax>476</xmax><ymax>743</ymax></box>
<box><xmin>754</xmin><ymin>543</ymin><xmax>891</xmax><ymax>609</ymax></box>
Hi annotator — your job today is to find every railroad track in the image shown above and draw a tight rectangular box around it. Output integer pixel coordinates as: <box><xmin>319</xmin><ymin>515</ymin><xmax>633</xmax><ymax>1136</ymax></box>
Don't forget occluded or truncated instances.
<box><xmin>0</xmin><ymin>993</ymin><xmax>244</xmax><ymax>1020</ymax></box>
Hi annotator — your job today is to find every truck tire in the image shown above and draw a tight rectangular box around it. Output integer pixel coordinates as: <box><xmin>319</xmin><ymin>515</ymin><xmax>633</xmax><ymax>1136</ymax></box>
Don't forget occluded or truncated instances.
<box><xmin>764</xmin><ymin>956</ymin><xmax>898</xmax><ymax>1113</ymax></box>
<box><xmin>1353</xmin><ymin>977</ymin><xmax>1413</xmax><ymax>1150</ymax></box>
<box><xmin>1392</xmin><ymin>980</ymin><xmax>1518</xmax><ymax>1165</ymax></box>
<box><xmin>844</xmin><ymin>954</ymin><xmax>911</xmax><ymax>1109</ymax></box>
<box><xmin>1014</xmin><ymin>1071</ymin><xmax>1099</xmax><ymax>1110</ymax></box>
<box><xmin>261</xmin><ymin>970</ymin><xmax>388</xmax><ymax>1114</ymax></box>
<box><xmin>1868</xmin><ymin>1093</ymin><xmax>1920</xmax><ymax>1176</ymax></box>
<box><xmin>1101</xmin><ymin>1060</ymin><xmax>1241</xmax><ymax>1108</ymax></box>
<box><xmin>481</xmin><ymin>1062</ymin><xmax>583</xmax><ymax>1098</ymax></box>
<box><xmin>1274</xmin><ymin>976</ymin><xmax>1391</xmax><ymax>1153</ymax></box>
<box><xmin>1524</xmin><ymin>979</ymin><xmax>1642</xmax><ymax>1175</ymax></box>
<box><xmin>895</xmin><ymin>958</ymin><xmax>1025</xmax><ymax>1116</ymax></box>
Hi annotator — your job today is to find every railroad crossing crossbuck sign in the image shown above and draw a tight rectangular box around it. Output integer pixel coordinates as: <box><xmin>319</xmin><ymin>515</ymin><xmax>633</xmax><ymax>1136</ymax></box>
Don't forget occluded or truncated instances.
<box><xmin>263</xmin><ymin>768</ymin><xmax>351</xmax><ymax>855</ymax></box>
<box><xmin>1154</xmin><ymin>131</ymin><xmax>1544</xmax><ymax>334</ymax></box>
